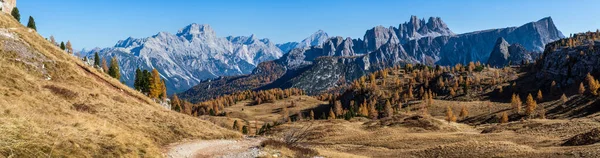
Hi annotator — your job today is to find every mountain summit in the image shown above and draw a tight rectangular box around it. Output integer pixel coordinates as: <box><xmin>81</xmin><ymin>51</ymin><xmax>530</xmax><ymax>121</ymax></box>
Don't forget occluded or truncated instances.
<box><xmin>277</xmin><ymin>30</ymin><xmax>330</xmax><ymax>53</ymax></box>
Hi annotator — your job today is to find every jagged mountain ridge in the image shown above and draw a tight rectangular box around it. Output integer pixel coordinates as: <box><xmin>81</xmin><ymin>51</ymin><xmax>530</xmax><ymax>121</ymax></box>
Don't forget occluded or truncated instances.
<box><xmin>84</xmin><ymin>24</ymin><xmax>326</xmax><ymax>94</ymax></box>
<box><xmin>180</xmin><ymin>16</ymin><xmax>564</xmax><ymax>102</ymax></box>
<box><xmin>276</xmin><ymin>30</ymin><xmax>330</xmax><ymax>53</ymax></box>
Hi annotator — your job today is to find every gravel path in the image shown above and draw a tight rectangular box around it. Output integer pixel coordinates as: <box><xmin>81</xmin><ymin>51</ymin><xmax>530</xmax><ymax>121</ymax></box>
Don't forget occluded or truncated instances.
<box><xmin>165</xmin><ymin>137</ymin><xmax>263</xmax><ymax>158</ymax></box>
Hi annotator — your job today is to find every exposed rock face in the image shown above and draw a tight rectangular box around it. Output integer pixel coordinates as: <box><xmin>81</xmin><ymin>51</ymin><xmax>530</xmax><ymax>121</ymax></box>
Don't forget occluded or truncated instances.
<box><xmin>180</xmin><ymin>16</ymin><xmax>564</xmax><ymax>102</ymax></box>
<box><xmin>276</xmin><ymin>30</ymin><xmax>329</xmax><ymax>53</ymax></box>
<box><xmin>395</xmin><ymin>16</ymin><xmax>455</xmax><ymax>44</ymax></box>
<box><xmin>487</xmin><ymin>37</ymin><xmax>533</xmax><ymax>67</ymax></box>
<box><xmin>412</xmin><ymin>17</ymin><xmax>564</xmax><ymax>65</ymax></box>
<box><xmin>1</xmin><ymin>0</ymin><xmax>16</xmax><ymax>14</ymax></box>
<box><xmin>83</xmin><ymin>23</ymin><xmax>283</xmax><ymax>94</ymax></box>
<box><xmin>538</xmin><ymin>38</ymin><xmax>600</xmax><ymax>86</ymax></box>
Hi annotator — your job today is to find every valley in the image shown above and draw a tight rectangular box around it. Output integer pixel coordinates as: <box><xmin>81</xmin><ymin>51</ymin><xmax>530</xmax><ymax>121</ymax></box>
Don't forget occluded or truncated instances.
<box><xmin>3</xmin><ymin>1</ymin><xmax>600</xmax><ymax>158</ymax></box>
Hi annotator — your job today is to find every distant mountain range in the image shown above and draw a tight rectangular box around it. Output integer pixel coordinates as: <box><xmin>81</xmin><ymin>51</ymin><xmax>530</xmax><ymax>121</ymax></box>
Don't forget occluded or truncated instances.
<box><xmin>82</xmin><ymin>24</ymin><xmax>328</xmax><ymax>94</ymax></box>
<box><xmin>179</xmin><ymin>16</ymin><xmax>565</xmax><ymax>102</ymax></box>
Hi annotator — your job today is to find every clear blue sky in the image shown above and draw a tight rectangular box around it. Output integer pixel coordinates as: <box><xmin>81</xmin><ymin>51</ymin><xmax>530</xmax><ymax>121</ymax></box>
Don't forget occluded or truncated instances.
<box><xmin>18</xmin><ymin>0</ymin><xmax>600</xmax><ymax>49</ymax></box>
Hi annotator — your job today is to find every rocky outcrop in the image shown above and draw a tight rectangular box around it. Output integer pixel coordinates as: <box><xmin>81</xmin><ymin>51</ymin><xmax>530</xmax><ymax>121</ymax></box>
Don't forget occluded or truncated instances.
<box><xmin>395</xmin><ymin>16</ymin><xmax>455</xmax><ymax>44</ymax></box>
<box><xmin>276</xmin><ymin>30</ymin><xmax>329</xmax><ymax>53</ymax></box>
<box><xmin>487</xmin><ymin>37</ymin><xmax>533</xmax><ymax>67</ymax></box>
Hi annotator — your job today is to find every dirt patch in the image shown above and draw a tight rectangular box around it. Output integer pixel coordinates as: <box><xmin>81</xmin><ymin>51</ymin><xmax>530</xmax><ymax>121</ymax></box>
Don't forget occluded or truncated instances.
<box><xmin>563</xmin><ymin>128</ymin><xmax>600</xmax><ymax>146</ymax></box>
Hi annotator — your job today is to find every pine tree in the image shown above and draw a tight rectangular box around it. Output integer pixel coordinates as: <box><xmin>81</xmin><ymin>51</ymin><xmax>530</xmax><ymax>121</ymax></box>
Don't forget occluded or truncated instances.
<box><xmin>94</xmin><ymin>52</ymin><xmax>100</xmax><ymax>67</ymax></box>
<box><xmin>501</xmin><ymin>112</ymin><xmax>509</xmax><ymax>124</ymax></box>
<box><xmin>171</xmin><ymin>94</ymin><xmax>182</xmax><ymax>112</ymax></box>
<box><xmin>60</xmin><ymin>42</ymin><xmax>66</xmax><ymax>50</ymax></box>
<box><xmin>11</xmin><ymin>7</ymin><xmax>20</xmax><ymax>22</ymax></box>
<box><xmin>141</xmin><ymin>70</ymin><xmax>151</xmax><ymax>94</ymax></box>
<box><xmin>232</xmin><ymin>120</ymin><xmax>239</xmax><ymax>130</ymax></box>
<box><xmin>27</xmin><ymin>16</ymin><xmax>36</xmax><ymax>31</ymax></box>
<box><xmin>134</xmin><ymin>68</ymin><xmax>142</xmax><ymax>91</ymax></box>
<box><xmin>108</xmin><ymin>57</ymin><xmax>120</xmax><ymax>79</ymax></box>
<box><xmin>242</xmin><ymin>125</ymin><xmax>248</xmax><ymax>134</ymax></box>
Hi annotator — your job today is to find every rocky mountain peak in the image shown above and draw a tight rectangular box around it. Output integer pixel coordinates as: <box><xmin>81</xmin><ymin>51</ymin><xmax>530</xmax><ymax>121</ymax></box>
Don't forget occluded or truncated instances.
<box><xmin>176</xmin><ymin>23</ymin><xmax>216</xmax><ymax>38</ymax></box>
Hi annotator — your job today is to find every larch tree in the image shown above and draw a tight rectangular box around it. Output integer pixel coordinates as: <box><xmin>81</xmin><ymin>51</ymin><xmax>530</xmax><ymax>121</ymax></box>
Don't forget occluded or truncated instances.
<box><xmin>536</xmin><ymin>90</ymin><xmax>543</xmax><ymax>102</ymax></box>
<box><xmin>101</xmin><ymin>58</ymin><xmax>109</xmax><ymax>73</ymax></box>
<box><xmin>384</xmin><ymin>100</ymin><xmax>393</xmax><ymax>118</ymax></box>
<box><xmin>511</xmin><ymin>94</ymin><xmax>522</xmax><ymax>113</ymax></box>
<box><xmin>500</xmin><ymin>112</ymin><xmax>509</xmax><ymax>124</ymax></box>
<box><xmin>309</xmin><ymin>110</ymin><xmax>315</xmax><ymax>120</ymax></box>
<box><xmin>108</xmin><ymin>56</ymin><xmax>120</xmax><ymax>80</ymax></box>
<box><xmin>579</xmin><ymin>82</ymin><xmax>586</xmax><ymax>94</ymax></box>
<box><xmin>27</xmin><ymin>16</ymin><xmax>36</xmax><ymax>31</ymax></box>
<box><xmin>561</xmin><ymin>93</ymin><xmax>568</xmax><ymax>104</ymax></box>
<box><xmin>459</xmin><ymin>105</ymin><xmax>469</xmax><ymax>119</ymax></box>
<box><xmin>525</xmin><ymin>94</ymin><xmax>537</xmax><ymax>117</ymax></box>
<box><xmin>160</xmin><ymin>80</ymin><xmax>167</xmax><ymax>100</ymax></box>
<box><xmin>149</xmin><ymin>69</ymin><xmax>163</xmax><ymax>98</ymax></box>
<box><xmin>334</xmin><ymin>101</ymin><xmax>343</xmax><ymax>117</ymax></box>
<box><xmin>328</xmin><ymin>108</ymin><xmax>336</xmax><ymax>120</ymax></box>
<box><xmin>66</xmin><ymin>41</ymin><xmax>73</xmax><ymax>54</ymax></box>
<box><xmin>446</xmin><ymin>106</ymin><xmax>456</xmax><ymax>123</ymax></box>
<box><xmin>368</xmin><ymin>103</ymin><xmax>378</xmax><ymax>120</ymax></box>
<box><xmin>171</xmin><ymin>94</ymin><xmax>182</xmax><ymax>112</ymax></box>
<box><xmin>49</xmin><ymin>35</ymin><xmax>56</xmax><ymax>45</ymax></box>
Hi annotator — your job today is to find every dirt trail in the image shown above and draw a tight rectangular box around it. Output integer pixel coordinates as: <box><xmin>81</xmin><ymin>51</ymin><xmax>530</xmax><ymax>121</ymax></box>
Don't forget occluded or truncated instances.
<box><xmin>165</xmin><ymin>137</ymin><xmax>264</xmax><ymax>158</ymax></box>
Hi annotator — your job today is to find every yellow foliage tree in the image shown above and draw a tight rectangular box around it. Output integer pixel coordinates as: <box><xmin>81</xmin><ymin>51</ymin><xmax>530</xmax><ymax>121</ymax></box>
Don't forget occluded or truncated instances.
<box><xmin>328</xmin><ymin>108</ymin><xmax>336</xmax><ymax>120</ymax></box>
<box><xmin>525</xmin><ymin>94</ymin><xmax>537</xmax><ymax>117</ymax></box>
<box><xmin>501</xmin><ymin>112</ymin><xmax>509</xmax><ymax>124</ymax></box>
<box><xmin>459</xmin><ymin>105</ymin><xmax>469</xmax><ymax>119</ymax></box>
<box><xmin>149</xmin><ymin>69</ymin><xmax>163</xmax><ymax>99</ymax></box>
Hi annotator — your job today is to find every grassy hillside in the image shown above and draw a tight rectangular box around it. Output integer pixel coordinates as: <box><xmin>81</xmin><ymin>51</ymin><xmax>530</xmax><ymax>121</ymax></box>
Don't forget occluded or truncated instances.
<box><xmin>0</xmin><ymin>14</ymin><xmax>239</xmax><ymax>157</ymax></box>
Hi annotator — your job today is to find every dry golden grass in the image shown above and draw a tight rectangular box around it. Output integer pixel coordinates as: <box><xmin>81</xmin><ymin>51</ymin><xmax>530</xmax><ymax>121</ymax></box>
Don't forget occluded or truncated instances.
<box><xmin>0</xmin><ymin>14</ymin><xmax>240</xmax><ymax>157</ymax></box>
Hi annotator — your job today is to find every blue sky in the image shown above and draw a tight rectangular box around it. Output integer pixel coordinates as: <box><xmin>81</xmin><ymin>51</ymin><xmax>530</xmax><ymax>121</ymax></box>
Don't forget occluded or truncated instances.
<box><xmin>18</xmin><ymin>0</ymin><xmax>600</xmax><ymax>49</ymax></box>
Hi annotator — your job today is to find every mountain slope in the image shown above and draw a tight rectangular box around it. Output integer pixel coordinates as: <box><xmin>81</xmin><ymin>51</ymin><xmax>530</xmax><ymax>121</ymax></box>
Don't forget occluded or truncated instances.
<box><xmin>180</xmin><ymin>16</ymin><xmax>563</xmax><ymax>102</ymax></box>
<box><xmin>487</xmin><ymin>37</ymin><xmax>534</xmax><ymax>67</ymax></box>
<box><xmin>277</xmin><ymin>30</ymin><xmax>330</xmax><ymax>53</ymax></box>
<box><xmin>0</xmin><ymin>14</ymin><xmax>239</xmax><ymax>157</ymax></box>
<box><xmin>83</xmin><ymin>24</ymin><xmax>284</xmax><ymax>94</ymax></box>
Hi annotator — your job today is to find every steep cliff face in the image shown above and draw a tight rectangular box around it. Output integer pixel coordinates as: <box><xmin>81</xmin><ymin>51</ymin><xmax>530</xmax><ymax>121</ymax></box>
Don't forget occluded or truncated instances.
<box><xmin>538</xmin><ymin>32</ymin><xmax>600</xmax><ymax>86</ymax></box>
<box><xmin>487</xmin><ymin>37</ymin><xmax>533</xmax><ymax>67</ymax></box>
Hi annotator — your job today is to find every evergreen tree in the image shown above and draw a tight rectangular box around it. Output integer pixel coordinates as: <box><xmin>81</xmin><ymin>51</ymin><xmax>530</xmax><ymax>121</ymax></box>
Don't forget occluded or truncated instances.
<box><xmin>232</xmin><ymin>120</ymin><xmax>239</xmax><ymax>131</ymax></box>
<box><xmin>60</xmin><ymin>42</ymin><xmax>66</xmax><ymax>50</ymax></box>
<box><xmin>242</xmin><ymin>125</ymin><xmax>248</xmax><ymax>134</ymax></box>
<box><xmin>94</xmin><ymin>52</ymin><xmax>100</xmax><ymax>67</ymax></box>
<box><xmin>11</xmin><ymin>7</ymin><xmax>20</xmax><ymax>22</ymax></box>
<box><xmin>141</xmin><ymin>70</ymin><xmax>151</xmax><ymax>94</ymax></box>
<box><xmin>27</xmin><ymin>16</ymin><xmax>36</xmax><ymax>31</ymax></box>
<box><xmin>134</xmin><ymin>68</ymin><xmax>142</xmax><ymax>91</ymax></box>
<box><xmin>108</xmin><ymin>57</ymin><xmax>120</xmax><ymax>79</ymax></box>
